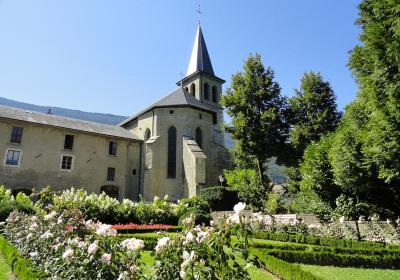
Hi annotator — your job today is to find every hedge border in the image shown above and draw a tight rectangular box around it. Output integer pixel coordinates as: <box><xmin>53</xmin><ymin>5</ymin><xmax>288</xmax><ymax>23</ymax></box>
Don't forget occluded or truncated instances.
<box><xmin>263</xmin><ymin>249</ymin><xmax>400</xmax><ymax>269</ymax></box>
<box><xmin>115</xmin><ymin>226</ymin><xmax>182</xmax><ymax>234</ymax></box>
<box><xmin>0</xmin><ymin>235</ymin><xmax>45</xmax><ymax>280</ymax></box>
<box><xmin>254</xmin><ymin>231</ymin><xmax>400</xmax><ymax>250</ymax></box>
<box><xmin>250</xmin><ymin>248</ymin><xmax>322</xmax><ymax>280</ymax></box>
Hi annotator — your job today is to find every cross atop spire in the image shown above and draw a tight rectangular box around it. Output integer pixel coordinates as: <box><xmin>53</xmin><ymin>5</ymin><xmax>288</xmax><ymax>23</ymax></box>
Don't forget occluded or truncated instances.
<box><xmin>196</xmin><ymin>4</ymin><xmax>202</xmax><ymax>25</ymax></box>
<box><xmin>186</xmin><ymin>25</ymin><xmax>214</xmax><ymax>77</ymax></box>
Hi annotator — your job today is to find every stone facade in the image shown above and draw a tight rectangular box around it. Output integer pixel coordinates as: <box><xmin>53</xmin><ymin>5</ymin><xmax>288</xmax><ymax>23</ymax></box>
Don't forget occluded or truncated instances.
<box><xmin>0</xmin><ymin>116</ymin><xmax>141</xmax><ymax>200</ymax></box>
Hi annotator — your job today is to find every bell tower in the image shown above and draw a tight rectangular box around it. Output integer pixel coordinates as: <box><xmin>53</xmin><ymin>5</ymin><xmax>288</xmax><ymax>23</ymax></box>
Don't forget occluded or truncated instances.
<box><xmin>177</xmin><ymin>25</ymin><xmax>225</xmax><ymax>107</ymax></box>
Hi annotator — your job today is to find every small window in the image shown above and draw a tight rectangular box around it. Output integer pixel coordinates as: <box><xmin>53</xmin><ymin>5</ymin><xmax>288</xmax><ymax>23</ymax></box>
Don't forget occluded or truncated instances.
<box><xmin>107</xmin><ymin>167</ymin><xmax>115</xmax><ymax>181</ymax></box>
<box><xmin>109</xmin><ymin>141</ymin><xmax>117</xmax><ymax>156</ymax></box>
<box><xmin>195</xmin><ymin>127</ymin><xmax>203</xmax><ymax>149</ymax></box>
<box><xmin>190</xmin><ymin>83</ymin><xmax>196</xmax><ymax>97</ymax></box>
<box><xmin>132</xmin><ymin>169</ymin><xmax>137</xmax><ymax>175</ymax></box>
<box><xmin>5</xmin><ymin>149</ymin><xmax>21</xmax><ymax>166</ymax></box>
<box><xmin>204</xmin><ymin>83</ymin><xmax>209</xmax><ymax>100</ymax></box>
<box><xmin>64</xmin><ymin>135</ymin><xmax>74</xmax><ymax>150</ymax></box>
<box><xmin>144</xmin><ymin>129</ymin><xmax>151</xmax><ymax>141</ymax></box>
<box><xmin>212</xmin><ymin>86</ymin><xmax>218</xmax><ymax>103</ymax></box>
<box><xmin>169</xmin><ymin>110</ymin><xmax>174</xmax><ymax>114</ymax></box>
<box><xmin>61</xmin><ymin>155</ymin><xmax>73</xmax><ymax>170</ymax></box>
<box><xmin>199</xmin><ymin>113</ymin><xmax>202</xmax><ymax>119</ymax></box>
<box><xmin>10</xmin><ymin>127</ymin><xmax>23</xmax><ymax>144</ymax></box>
<box><xmin>212</xmin><ymin>114</ymin><xmax>217</xmax><ymax>125</ymax></box>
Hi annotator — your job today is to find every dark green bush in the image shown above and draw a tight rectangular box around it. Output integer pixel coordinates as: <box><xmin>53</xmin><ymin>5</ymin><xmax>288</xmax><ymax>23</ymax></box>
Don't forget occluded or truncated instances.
<box><xmin>176</xmin><ymin>196</ymin><xmax>211</xmax><ymax>225</ymax></box>
<box><xmin>200</xmin><ymin>186</ymin><xmax>239</xmax><ymax>211</ymax></box>
<box><xmin>254</xmin><ymin>231</ymin><xmax>395</xmax><ymax>250</ymax></box>
<box><xmin>250</xmin><ymin>248</ymin><xmax>322</xmax><ymax>280</ymax></box>
<box><xmin>263</xmin><ymin>249</ymin><xmax>400</xmax><ymax>269</ymax></box>
<box><xmin>116</xmin><ymin>226</ymin><xmax>183</xmax><ymax>234</ymax></box>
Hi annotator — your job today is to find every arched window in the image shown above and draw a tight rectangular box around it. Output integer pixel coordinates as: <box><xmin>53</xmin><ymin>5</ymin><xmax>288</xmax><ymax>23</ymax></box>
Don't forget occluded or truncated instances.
<box><xmin>100</xmin><ymin>185</ymin><xmax>119</xmax><ymax>199</ymax></box>
<box><xmin>190</xmin><ymin>83</ymin><xmax>196</xmax><ymax>97</ymax></box>
<box><xmin>184</xmin><ymin>86</ymin><xmax>188</xmax><ymax>92</ymax></box>
<box><xmin>195</xmin><ymin>127</ymin><xmax>203</xmax><ymax>149</ymax></box>
<box><xmin>203</xmin><ymin>83</ymin><xmax>209</xmax><ymax>100</ymax></box>
<box><xmin>167</xmin><ymin>126</ymin><xmax>177</xmax><ymax>178</ymax></box>
<box><xmin>144</xmin><ymin>129</ymin><xmax>151</xmax><ymax>141</ymax></box>
<box><xmin>212</xmin><ymin>86</ymin><xmax>218</xmax><ymax>103</ymax></box>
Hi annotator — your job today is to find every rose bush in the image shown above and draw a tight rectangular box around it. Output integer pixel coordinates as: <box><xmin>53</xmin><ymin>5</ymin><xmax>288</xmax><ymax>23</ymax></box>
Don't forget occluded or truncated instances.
<box><xmin>0</xmin><ymin>201</ymin><xmax>263</xmax><ymax>279</ymax></box>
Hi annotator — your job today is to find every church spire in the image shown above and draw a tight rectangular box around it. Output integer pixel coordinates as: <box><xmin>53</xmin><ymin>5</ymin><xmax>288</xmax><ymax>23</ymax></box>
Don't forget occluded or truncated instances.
<box><xmin>186</xmin><ymin>25</ymin><xmax>214</xmax><ymax>77</ymax></box>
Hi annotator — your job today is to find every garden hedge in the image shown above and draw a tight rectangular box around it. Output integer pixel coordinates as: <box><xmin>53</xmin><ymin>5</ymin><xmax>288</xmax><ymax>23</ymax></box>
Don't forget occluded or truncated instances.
<box><xmin>0</xmin><ymin>235</ymin><xmax>45</xmax><ymax>280</ymax></box>
<box><xmin>254</xmin><ymin>231</ymin><xmax>400</xmax><ymax>249</ymax></box>
<box><xmin>199</xmin><ymin>186</ymin><xmax>239</xmax><ymax>211</ymax></box>
<box><xmin>262</xmin><ymin>249</ymin><xmax>400</xmax><ymax>269</ymax></box>
<box><xmin>251</xmin><ymin>239</ymin><xmax>400</xmax><ymax>257</ymax></box>
<box><xmin>115</xmin><ymin>226</ymin><xmax>183</xmax><ymax>234</ymax></box>
<box><xmin>250</xmin><ymin>248</ymin><xmax>322</xmax><ymax>280</ymax></box>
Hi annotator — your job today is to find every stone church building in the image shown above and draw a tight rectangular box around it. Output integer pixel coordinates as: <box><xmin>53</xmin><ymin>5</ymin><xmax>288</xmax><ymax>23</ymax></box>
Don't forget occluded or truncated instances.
<box><xmin>0</xmin><ymin>26</ymin><xmax>232</xmax><ymax>201</ymax></box>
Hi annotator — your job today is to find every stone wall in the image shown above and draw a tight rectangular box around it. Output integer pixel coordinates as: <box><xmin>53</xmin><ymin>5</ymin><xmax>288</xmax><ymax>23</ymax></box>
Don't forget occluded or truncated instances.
<box><xmin>0</xmin><ymin>119</ymin><xmax>141</xmax><ymax>200</ymax></box>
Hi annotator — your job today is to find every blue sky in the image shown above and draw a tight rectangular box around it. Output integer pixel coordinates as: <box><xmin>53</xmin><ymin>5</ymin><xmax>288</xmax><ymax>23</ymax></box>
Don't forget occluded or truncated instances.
<box><xmin>0</xmin><ymin>0</ymin><xmax>361</xmax><ymax>117</ymax></box>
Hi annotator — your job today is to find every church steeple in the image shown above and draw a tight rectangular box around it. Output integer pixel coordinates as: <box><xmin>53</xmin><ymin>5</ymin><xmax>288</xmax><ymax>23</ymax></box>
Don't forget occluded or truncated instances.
<box><xmin>186</xmin><ymin>25</ymin><xmax>214</xmax><ymax>77</ymax></box>
<box><xmin>177</xmin><ymin>25</ymin><xmax>224</xmax><ymax>104</ymax></box>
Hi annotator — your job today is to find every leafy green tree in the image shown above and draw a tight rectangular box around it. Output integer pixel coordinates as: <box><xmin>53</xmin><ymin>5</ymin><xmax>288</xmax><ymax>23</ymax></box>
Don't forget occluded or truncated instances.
<box><xmin>289</xmin><ymin>71</ymin><xmax>341</xmax><ymax>158</ymax></box>
<box><xmin>286</xmin><ymin>71</ymin><xmax>341</xmax><ymax>193</ymax></box>
<box><xmin>298</xmin><ymin>0</ymin><xmax>400</xmax><ymax>219</ymax></box>
<box><xmin>224</xmin><ymin>168</ymin><xmax>265</xmax><ymax>210</ymax></box>
<box><xmin>221</xmin><ymin>53</ymin><xmax>289</xmax><ymax>186</ymax></box>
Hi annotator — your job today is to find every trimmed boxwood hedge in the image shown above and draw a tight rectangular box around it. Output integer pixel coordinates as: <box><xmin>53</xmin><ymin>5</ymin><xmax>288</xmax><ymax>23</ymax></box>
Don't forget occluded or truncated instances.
<box><xmin>115</xmin><ymin>226</ymin><xmax>183</xmax><ymax>234</ymax></box>
<box><xmin>250</xmin><ymin>248</ymin><xmax>322</xmax><ymax>280</ymax></box>
<box><xmin>0</xmin><ymin>235</ymin><xmax>45</xmax><ymax>280</ymax></box>
<box><xmin>254</xmin><ymin>231</ymin><xmax>399</xmax><ymax>250</ymax></box>
<box><xmin>200</xmin><ymin>186</ymin><xmax>239</xmax><ymax>211</ymax></box>
<box><xmin>251</xmin><ymin>239</ymin><xmax>400</xmax><ymax>257</ymax></box>
<box><xmin>262</xmin><ymin>249</ymin><xmax>400</xmax><ymax>269</ymax></box>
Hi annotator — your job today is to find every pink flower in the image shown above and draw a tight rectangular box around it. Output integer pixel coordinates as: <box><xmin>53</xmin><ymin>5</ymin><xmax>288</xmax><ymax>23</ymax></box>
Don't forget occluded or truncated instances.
<box><xmin>88</xmin><ymin>243</ymin><xmax>98</xmax><ymax>255</ymax></box>
<box><xmin>101</xmin><ymin>253</ymin><xmax>111</xmax><ymax>264</ymax></box>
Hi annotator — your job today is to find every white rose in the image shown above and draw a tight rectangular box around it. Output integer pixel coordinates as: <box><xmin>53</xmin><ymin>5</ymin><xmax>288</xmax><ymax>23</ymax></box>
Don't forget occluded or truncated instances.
<box><xmin>88</xmin><ymin>243</ymin><xmax>98</xmax><ymax>255</ymax></box>
<box><xmin>233</xmin><ymin>202</ymin><xmax>246</xmax><ymax>215</ymax></box>
<box><xmin>62</xmin><ymin>248</ymin><xmax>74</xmax><ymax>260</ymax></box>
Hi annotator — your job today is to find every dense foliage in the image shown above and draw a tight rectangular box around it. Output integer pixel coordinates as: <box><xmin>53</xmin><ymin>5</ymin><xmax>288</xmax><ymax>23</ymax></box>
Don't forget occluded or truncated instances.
<box><xmin>298</xmin><ymin>0</ymin><xmax>400</xmax><ymax>219</ymax></box>
<box><xmin>221</xmin><ymin>53</ymin><xmax>289</xmax><ymax>186</ymax></box>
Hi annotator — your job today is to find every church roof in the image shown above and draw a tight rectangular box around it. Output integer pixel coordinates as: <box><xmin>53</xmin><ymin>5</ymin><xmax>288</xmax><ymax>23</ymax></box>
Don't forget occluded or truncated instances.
<box><xmin>0</xmin><ymin>105</ymin><xmax>141</xmax><ymax>141</ymax></box>
<box><xmin>119</xmin><ymin>87</ymin><xmax>218</xmax><ymax>127</ymax></box>
<box><xmin>186</xmin><ymin>25</ymin><xmax>214</xmax><ymax>77</ymax></box>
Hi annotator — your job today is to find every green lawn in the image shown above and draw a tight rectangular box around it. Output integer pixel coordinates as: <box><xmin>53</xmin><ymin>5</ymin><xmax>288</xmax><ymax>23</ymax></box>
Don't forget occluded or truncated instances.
<box><xmin>301</xmin><ymin>264</ymin><xmax>400</xmax><ymax>280</ymax></box>
<box><xmin>0</xmin><ymin>253</ymin><xmax>13</xmax><ymax>280</ymax></box>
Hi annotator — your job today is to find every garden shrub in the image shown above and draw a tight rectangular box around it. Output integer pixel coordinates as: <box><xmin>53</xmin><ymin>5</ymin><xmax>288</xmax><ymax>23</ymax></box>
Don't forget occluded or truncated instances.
<box><xmin>264</xmin><ymin>249</ymin><xmax>400</xmax><ymax>269</ymax></box>
<box><xmin>200</xmin><ymin>186</ymin><xmax>239</xmax><ymax>211</ymax></box>
<box><xmin>250</xmin><ymin>248</ymin><xmax>322</xmax><ymax>280</ymax></box>
<box><xmin>176</xmin><ymin>196</ymin><xmax>211</xmax><ymax>225</ymax></box>
<box><xmin>254</xmin><ymin>231</ymin><xmax>396</xmax><ymax>249</ymax></box>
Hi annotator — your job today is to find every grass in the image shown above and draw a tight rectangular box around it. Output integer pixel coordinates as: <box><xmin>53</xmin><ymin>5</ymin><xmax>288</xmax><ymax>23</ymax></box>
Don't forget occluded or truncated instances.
<box><xmin>0</xmin><ymin>253</ymin><xmax>13</xmax><ymax>280</ymax></box>
<box><xmin>300</xmin><ymin>264</ymin><xmax>400</xmax><ymax>280</ymax></box>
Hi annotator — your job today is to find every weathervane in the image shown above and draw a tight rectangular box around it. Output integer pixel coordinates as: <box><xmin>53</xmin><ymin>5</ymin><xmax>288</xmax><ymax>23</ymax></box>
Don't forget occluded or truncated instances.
<box><xmin>196</xmin><ymin>4</ymin><xmax>202</xmax><ymax>25</ymax></box>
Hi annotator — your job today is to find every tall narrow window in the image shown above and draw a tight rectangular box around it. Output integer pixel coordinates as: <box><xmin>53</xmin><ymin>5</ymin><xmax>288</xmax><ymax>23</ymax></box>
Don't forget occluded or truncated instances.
<box><xmin>64</xmin><ymin>135</ymin><xmax>74</xmax><ymax>150</ymax></box>
<box><xmin>195</xmin><ymin>127</ymin><xmax>203</xmax><ymax>149</ymax></box>
<box><xmin>61</xmin><ymin>155</ymin><xmax>73</xmax><ymax>170</ymax></box>
<box><xmin>109</xmin><ymin>141</ymin><xmax>117</xmax><ymax>156</ymax></box>
<box><xmin>204</xmin><ymin>83</ymin><xmax>209</xmax><ymax>100</ymax></box>
<box><xmin>10</xmin><ymin>127</ymin><xmax>23</xmax><ymax>144</ymax></box>
<box><xmin>107</xmin><ymin>167</ymin><xmax>115</xmax><ymax>181</ymax></box>
<box><xmin>5</xmin><ymin>149</ymin><xmax>21</xmax><ymax>166</ymax></box>
<box><xmin>167</xmin><ymin>126</ymin><xmax>177</xmax><ymax>178</ymax></box>
<box><xmin>190</xmin><ymin>83</ymin><xmax>196</xmax><ymax>97</ymax></box>
<box><xmin>144</xmin><ymin>129</ymin><xmax>151</xmax><ymax>141</ymax></box>
<box><xmin>212</xmin><ymin>86</ymin><xmax>218</xmax><ymax>103</ymax></box>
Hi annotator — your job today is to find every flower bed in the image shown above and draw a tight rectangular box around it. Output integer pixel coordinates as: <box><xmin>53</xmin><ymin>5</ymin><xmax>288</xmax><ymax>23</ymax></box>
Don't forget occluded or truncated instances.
<box><xmin>111</xmin><ymin>223</ymin><xmax>183</xmax><ymax>234</ymax></box>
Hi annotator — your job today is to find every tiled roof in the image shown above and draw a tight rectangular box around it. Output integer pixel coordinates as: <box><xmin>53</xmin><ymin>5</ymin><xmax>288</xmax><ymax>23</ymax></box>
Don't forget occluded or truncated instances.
<box><xmin>0</xmin><ymin>105</ymin><xmax>140</xmax><ymax>140</ymax></box>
